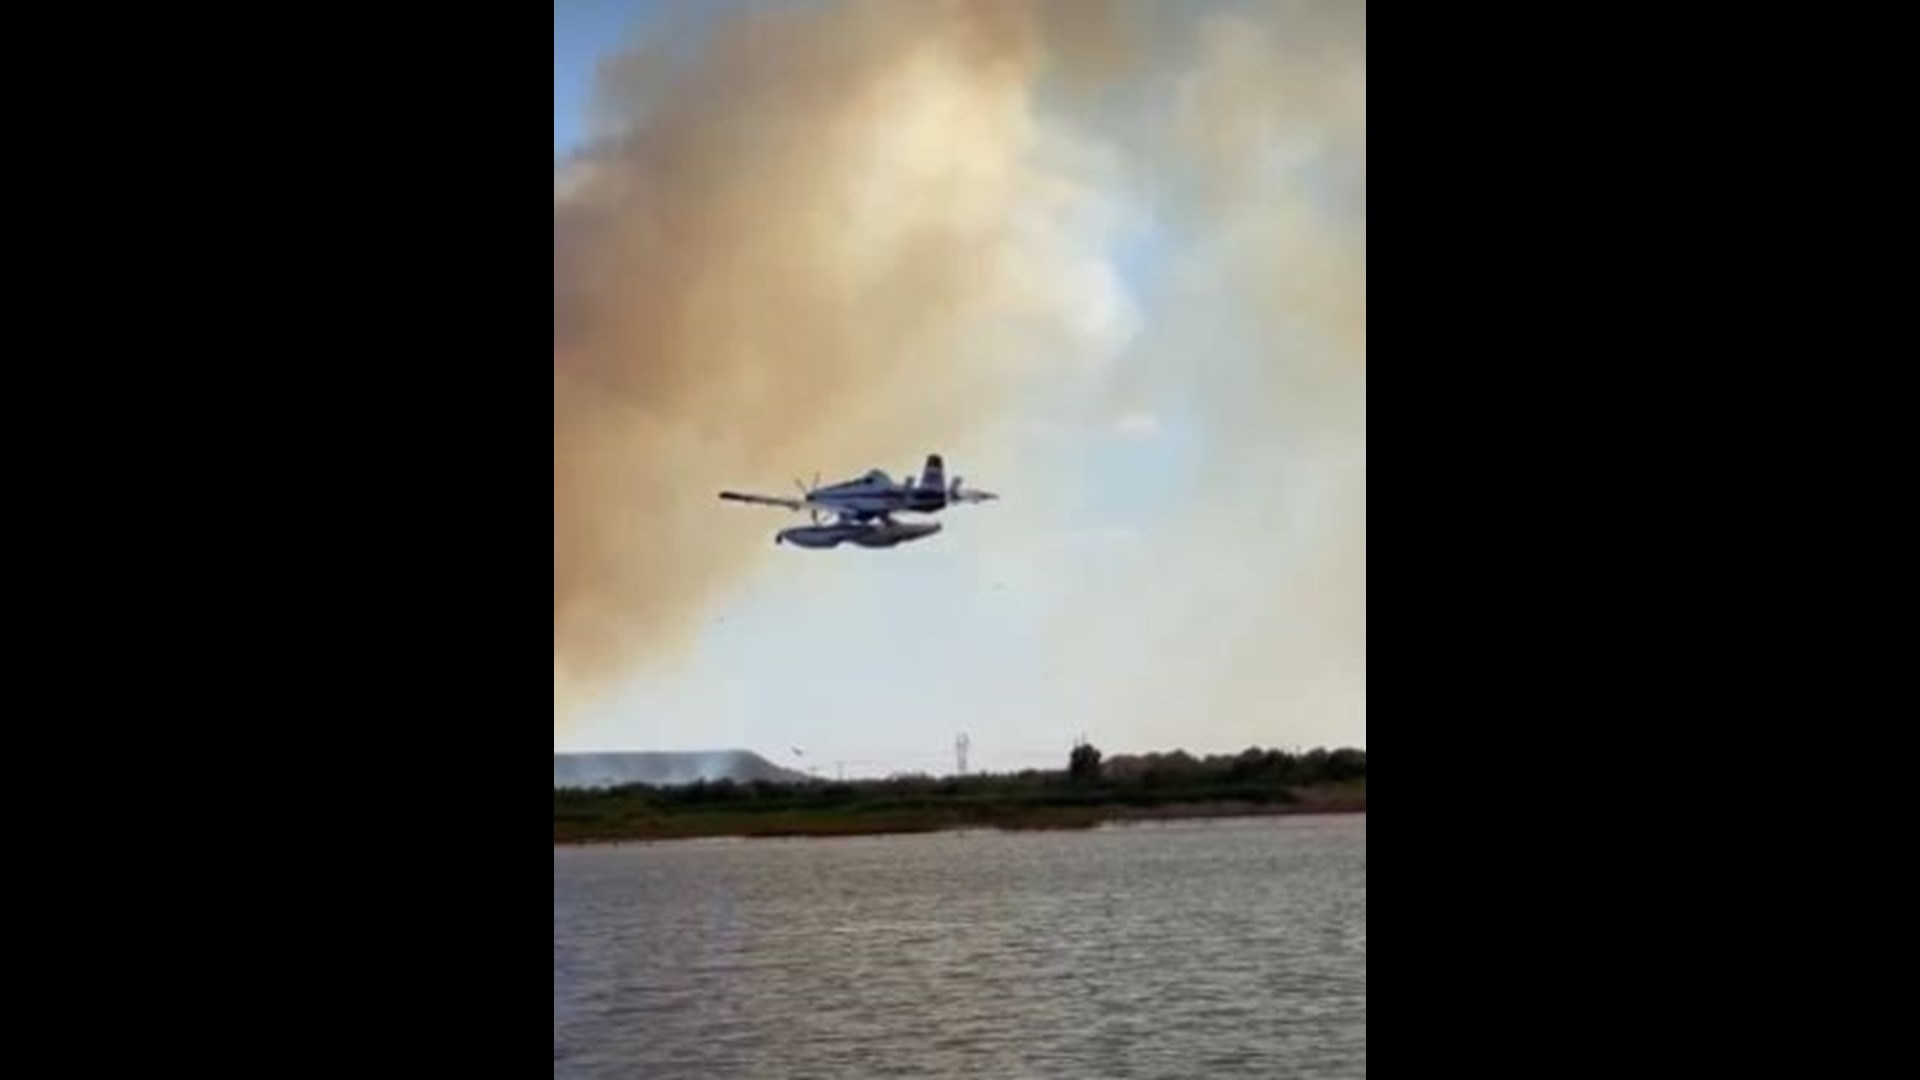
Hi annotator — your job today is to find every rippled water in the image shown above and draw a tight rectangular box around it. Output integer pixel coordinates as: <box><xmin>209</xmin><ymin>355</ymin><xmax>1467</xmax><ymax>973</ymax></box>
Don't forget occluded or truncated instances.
<box><xmin>555</xmin><ymin>813</ymin><xmax>1365</xmax><ymax>1078</ymax></box>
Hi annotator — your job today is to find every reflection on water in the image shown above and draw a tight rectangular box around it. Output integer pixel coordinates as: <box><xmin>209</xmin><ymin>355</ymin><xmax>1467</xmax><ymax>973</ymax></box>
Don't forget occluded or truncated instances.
<box><xmin>555</xmin><ymin>814</ymin><xmax>1365</xmax><ymax>1078</ymax></box>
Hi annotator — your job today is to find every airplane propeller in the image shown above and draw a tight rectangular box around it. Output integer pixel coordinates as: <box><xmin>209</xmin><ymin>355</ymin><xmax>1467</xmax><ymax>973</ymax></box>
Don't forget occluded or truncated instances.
<box><xmin>794</xmin><ymin>472</ymin><xmax>822</xmax><ymax>523</ymax></box>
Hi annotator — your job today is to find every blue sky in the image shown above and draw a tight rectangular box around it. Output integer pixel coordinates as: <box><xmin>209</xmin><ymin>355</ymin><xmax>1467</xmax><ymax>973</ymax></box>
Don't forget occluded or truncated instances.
<box><xmin>554</xmin><ymin>0</ymin><xmax>1364</xmax><ymax>775</ymax></box>
<box><xmin>554</xmin><ymin>2</ymin><xmax>636</xmax><ymax>157</ymax></box>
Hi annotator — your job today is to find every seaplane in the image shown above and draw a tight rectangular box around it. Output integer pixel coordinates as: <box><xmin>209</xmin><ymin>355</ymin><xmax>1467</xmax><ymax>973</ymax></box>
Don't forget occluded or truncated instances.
<box><xmin>719</xmin><ymin>453</ymin><xmax>997</xmax><ymax>548</ymax></box>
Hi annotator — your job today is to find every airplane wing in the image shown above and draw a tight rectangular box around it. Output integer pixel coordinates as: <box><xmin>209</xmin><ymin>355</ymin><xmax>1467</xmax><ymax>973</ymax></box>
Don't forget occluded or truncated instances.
<box><xmin>719</xmin><ymin>490</ymin><xmax>806</xmax><ymax>511</ymax></box>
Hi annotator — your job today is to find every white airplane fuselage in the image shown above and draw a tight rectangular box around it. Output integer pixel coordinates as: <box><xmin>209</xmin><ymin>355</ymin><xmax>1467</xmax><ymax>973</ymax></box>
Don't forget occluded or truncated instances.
<box><xmin>801</xmin><ymin>474</ymin><xmax>949</xmax><ymax>520</ymax></box>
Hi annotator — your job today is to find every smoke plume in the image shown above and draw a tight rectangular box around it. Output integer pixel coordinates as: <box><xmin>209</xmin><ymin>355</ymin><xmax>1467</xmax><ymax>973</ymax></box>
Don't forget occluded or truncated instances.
<box><xmin>555</xmin><ymin>0</ymin><xmax>1365</xmax><ymax>737</ymax></box>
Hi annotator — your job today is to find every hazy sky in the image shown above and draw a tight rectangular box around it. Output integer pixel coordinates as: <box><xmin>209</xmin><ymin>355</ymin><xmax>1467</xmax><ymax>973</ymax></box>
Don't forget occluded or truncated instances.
<box><xmin>554</xmin><ymin>0</ymin><xmax>1364</xmax><ymax>777</ymax></box>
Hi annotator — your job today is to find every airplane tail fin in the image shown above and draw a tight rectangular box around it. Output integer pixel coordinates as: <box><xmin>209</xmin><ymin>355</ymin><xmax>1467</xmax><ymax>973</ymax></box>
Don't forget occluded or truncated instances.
<box><xmin>918</xmin><ymin>453</ymin><xmax>945</xmax><ymax>492</ymax></box>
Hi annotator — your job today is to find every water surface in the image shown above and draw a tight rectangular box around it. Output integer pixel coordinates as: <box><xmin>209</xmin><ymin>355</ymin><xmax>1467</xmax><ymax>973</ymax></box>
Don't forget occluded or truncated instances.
<box><xmin>555</xmin><ymin>813</ymin><xmax>1365</xmax><ymax>1078</ymax></box>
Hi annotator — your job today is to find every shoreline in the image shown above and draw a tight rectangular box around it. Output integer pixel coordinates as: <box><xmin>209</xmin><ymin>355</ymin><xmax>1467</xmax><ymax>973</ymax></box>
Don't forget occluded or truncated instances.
<box><xmin>554</xmin><ymin>796</ymin><xmax>1364</xmax><ymax>847</ymax></box>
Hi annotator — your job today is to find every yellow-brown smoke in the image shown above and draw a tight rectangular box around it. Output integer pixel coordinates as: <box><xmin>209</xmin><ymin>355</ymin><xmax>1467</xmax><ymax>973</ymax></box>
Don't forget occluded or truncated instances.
<box><xmin>555</xmin><ymin>0</ymin><xmax>1364</xmax><ymax>733</ymax></box>
<box><xmin>558</xmin><ymin>0</ymin><xmax>1076</xmax><ymax>713</ymax></box>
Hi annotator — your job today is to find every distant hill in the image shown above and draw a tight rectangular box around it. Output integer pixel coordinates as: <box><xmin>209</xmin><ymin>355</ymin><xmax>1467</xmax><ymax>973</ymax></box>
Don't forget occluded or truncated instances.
<box><xmin>554</xmin><ymin>750</ymin><xmax>811</xmax><ymax>789</ymax></box>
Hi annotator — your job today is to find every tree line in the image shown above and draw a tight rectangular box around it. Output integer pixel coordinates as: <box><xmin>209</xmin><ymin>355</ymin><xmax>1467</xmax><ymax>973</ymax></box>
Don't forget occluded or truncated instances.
<box><xmin>555</xmin><ymin>743</ymin><xmax>1365</xmax><ymax>816</ymax></box>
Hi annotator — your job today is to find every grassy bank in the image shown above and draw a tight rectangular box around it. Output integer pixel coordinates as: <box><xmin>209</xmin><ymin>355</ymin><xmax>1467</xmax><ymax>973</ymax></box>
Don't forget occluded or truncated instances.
<box><xmin>555</xmin><ymin>746</ymin><xmax>1365</xmax><ymax>844</ymax></box>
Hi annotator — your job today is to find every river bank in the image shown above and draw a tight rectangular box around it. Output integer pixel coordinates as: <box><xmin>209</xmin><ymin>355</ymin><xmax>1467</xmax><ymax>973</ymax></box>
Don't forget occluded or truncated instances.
<box><xmin>555</xmin><ymin>781</ymin><xmax>1364</xmax><ymax>845</ymax></box>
